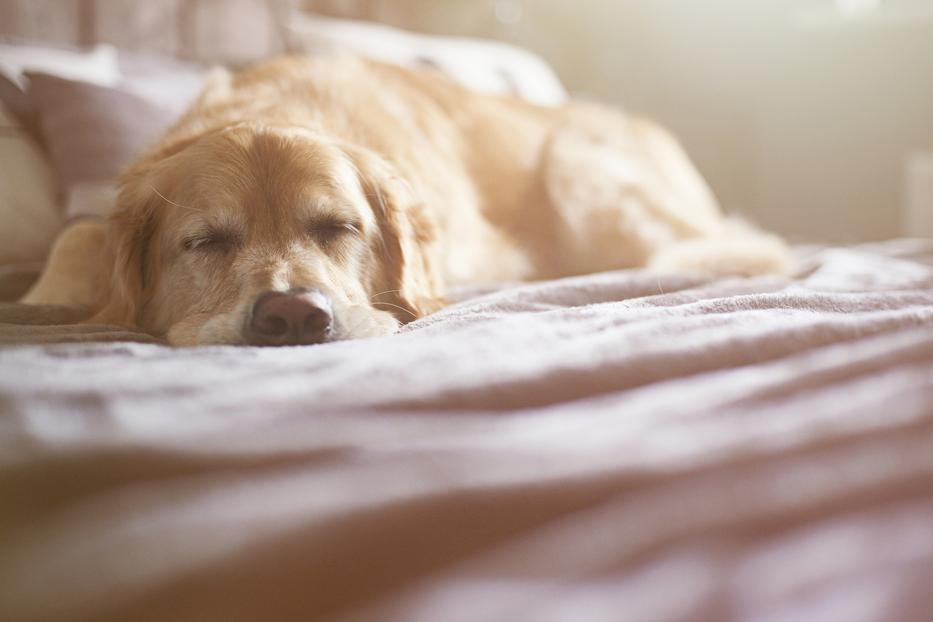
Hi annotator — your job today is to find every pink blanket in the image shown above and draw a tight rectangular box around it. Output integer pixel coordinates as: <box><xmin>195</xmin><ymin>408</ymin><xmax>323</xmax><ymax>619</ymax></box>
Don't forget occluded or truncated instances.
<box><xmin>1</xmin><ymin>240</ymin><xmax>932</xmax><ymax>621</ymax></box>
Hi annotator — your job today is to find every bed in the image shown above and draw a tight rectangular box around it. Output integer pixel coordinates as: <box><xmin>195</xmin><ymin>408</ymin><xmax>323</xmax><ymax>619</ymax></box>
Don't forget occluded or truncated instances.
<box><xmin>2</xmin><ymin>240</ymin><xmax>932</xmax><ymax>621</ymax></box>
<box><xmin>2</xmin><ymin>3</ymin><xmax>933</xmax><ymax>620</ymax></box>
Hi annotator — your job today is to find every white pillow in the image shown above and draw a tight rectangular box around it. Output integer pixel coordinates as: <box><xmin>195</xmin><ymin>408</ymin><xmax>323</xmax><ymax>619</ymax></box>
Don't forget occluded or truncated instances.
<box><xmin>0</xmin><ymin>42</ymin><xmax>120</xmax><ymax>88</ymax></box>
<box><xmin>285</xmin><ymin>13</ymin><xmax>567</xmax><ymax>107</ymax></box>
<box><xmin>0</xmin><ymin>104</ymin><xmax>63</xmax><ymax>264</ymax></box>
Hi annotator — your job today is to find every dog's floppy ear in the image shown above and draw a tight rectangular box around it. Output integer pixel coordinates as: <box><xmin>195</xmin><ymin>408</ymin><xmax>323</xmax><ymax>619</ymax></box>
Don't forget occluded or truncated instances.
<box><xmin>87</xmin><ymin>176</ymin><xmax>160</xmax><ymax>328</ymax></box>
<box><xmin>348</xmin><ymin>148</ymin><xmax>446</xmax><ymax>322</ymax></box>
<box><xmin>88</xmin><ymin>134</ymin><xmax>209</xmax><ymax>328</ymax></box>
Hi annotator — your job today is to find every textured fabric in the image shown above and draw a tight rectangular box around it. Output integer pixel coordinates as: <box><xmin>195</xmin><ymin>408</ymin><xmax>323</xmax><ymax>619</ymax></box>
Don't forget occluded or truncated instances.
<box><xmin>0</xmin><ymin>72</ymin><xmax>36</xmax><ymax>133</ymax></box>
<box><xmin>0</xmin><ymin>40</ymin><xmax>119</xmax><ymax>88</ymax></box>
<box><xmin>0</xmin><ymin>0</ymin><xmax>282</xmax><ymax>64</ymax></box>
<box><xmin>26</xmin><ymin>70</ymin><xmax>203</xmax><ymax>193</ymax></box>
<box><xmin>1</xmin><ymin>240</ymin><xmax>932</xmax><ymax>621</ymax></box>
<box><xmin>0</xmin><ymin>1</ymin><xmax>530</xmax><ymax>67</ymax></box>
<box><xmin>0</xmin><ymin>262</ymin><xmax>42</xmax><ymax>302</ymax></box>
<box><xmin>284</xmin><ymin>12</ymin><xmax>567</xmax><ymax>106</ymax></box>
<box><xmin>0</xmin><ymin>1</ymin><xmax>566</xmax><ymax>103</ymax></box>
<box><xmin>0</xmin><ymin>104</ymin><xmax>62</xmax><ymax>265</ymax></box>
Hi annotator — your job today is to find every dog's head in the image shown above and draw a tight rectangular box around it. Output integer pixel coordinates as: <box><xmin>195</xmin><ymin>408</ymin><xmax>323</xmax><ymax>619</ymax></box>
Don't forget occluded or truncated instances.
<box><xmin>91</xmin><ymin>124</ymin><xmax>444</xmax><ymax>346</ymax></box>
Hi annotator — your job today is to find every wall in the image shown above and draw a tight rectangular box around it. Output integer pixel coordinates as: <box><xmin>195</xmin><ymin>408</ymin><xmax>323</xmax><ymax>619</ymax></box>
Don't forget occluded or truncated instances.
<box><xmin>368</xmin><ymin>0</ymin><xmax>933</xmax><ymax>242</ymax></box>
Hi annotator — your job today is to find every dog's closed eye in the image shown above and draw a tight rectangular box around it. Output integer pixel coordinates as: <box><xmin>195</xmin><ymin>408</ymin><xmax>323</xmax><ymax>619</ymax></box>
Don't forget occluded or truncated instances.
<box><xmin>182</xmin><ymin>229</ymin><xmax>241</xmax><ymax>253</ymax></box>
<box><xmin>307</xmin><ymin>218</ymin><xmax>361</xmax><ymax>249</ymax></box>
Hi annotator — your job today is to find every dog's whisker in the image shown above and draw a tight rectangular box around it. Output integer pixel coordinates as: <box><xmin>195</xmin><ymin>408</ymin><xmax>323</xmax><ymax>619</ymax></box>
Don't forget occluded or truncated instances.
<box><xmin>369</xmin><ymin>289</ymin><xmax>402</xmax><ymax>301</ymax></box>
<box><xmin>150</xmin><ymin>186</ymin><xmax>199</xmax><ymax>213</ymax></box>
<box><xmin>371</xmin><ymin>301</ymin><xmax>417</xmax><ymax>320</ymax></box>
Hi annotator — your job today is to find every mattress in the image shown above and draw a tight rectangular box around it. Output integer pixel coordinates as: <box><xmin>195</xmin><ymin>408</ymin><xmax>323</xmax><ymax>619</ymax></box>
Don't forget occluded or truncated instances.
<box><xmin>1</xmin><ymin>239</ymin><xmax>932</xmax><ymax>622</ymax></box>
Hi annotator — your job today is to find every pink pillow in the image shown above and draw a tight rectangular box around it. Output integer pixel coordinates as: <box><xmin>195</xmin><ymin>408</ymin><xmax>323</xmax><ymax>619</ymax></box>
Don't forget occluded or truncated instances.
<box><xmin>24</xmin><ymin>61</ymin><xmax>204</xmax><ymax>218</ymax></box>
<box><xmin>27</xmin><ymin>60</ymin><xmax>203</xmax><ymax>182</ymax></box>
<box><xmin>26</xmin><ymin>74</ymin><xmax>181</xmax><ymax>190</ymax></box>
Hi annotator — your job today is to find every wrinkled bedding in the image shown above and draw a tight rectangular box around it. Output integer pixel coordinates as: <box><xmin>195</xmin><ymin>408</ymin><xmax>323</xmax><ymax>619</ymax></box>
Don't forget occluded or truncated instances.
<box><xmin>1</xmin><ymin>240</ymin><xmax>932</xmax><ymax>622</ymax></box>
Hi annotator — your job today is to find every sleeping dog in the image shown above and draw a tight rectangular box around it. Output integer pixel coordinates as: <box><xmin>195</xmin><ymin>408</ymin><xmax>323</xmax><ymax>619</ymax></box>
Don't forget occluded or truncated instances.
<box><xmin>27</xmin><ymin>56</ymin><xmax>787</xmax><ymax>345</ymax></box>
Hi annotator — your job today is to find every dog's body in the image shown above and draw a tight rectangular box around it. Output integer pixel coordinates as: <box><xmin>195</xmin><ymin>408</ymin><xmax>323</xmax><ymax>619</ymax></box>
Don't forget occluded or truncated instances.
<box><xmin>27</xmin><ymin>56</ymin><xmax>787</xmax><ymax>345</ymax></box>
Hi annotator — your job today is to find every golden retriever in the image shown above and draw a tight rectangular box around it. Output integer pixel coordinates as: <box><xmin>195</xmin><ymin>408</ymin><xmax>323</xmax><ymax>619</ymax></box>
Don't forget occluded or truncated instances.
<box><xmin>28</xmin><ymin>56</ymin><xmax>787</xmax><ymax>346</ymax></box>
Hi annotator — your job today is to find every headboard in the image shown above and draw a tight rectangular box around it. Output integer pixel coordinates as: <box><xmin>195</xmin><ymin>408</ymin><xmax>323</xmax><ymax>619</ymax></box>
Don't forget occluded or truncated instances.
<box><xmin>0</xmin><ymin>0</ymin><xmax>501</xmax><ymax>65</ymax></box>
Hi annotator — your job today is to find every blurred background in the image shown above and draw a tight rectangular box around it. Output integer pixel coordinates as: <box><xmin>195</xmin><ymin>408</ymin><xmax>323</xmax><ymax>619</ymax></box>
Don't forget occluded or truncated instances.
<box><xmin>2</xmin><ymin>0</ymin><xmax>932</xmax><ymax>243</ymax></box>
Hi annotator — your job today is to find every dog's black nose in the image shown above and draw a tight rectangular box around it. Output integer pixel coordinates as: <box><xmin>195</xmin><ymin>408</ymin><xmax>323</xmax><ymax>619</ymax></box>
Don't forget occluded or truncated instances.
<box><xmin>247</xmin><ymin>289</ymin><xmax>334</xmax><ymax>346</ymax></box>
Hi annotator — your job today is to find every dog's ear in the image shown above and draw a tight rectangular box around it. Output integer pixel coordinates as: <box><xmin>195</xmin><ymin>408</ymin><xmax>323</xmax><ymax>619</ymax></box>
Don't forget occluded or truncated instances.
<box><xmin>348</xmin><ymin>148</ymin><xmax>446</xmax><ymax>322</ymax></box>
<box><xmin>87</xmin><ymin>176</ymin><xmax>160</xmax><ymax>328</ymax></box>
<box><xmin>88</xmin><ymin>134</ymin><xmax>210</xmax><ymax>328</ymax></box>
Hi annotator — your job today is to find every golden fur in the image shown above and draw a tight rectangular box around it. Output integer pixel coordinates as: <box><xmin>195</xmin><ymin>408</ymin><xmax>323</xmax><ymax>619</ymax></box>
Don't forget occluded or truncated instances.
<box><xmin>29</xmin><ymin>56</ymin><xmax>788</xmax><ymax>345</ymax></box>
